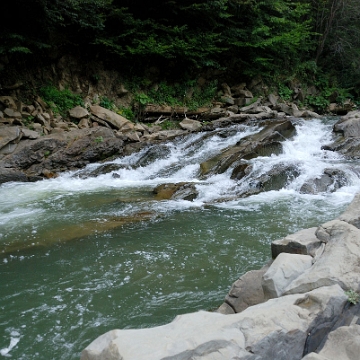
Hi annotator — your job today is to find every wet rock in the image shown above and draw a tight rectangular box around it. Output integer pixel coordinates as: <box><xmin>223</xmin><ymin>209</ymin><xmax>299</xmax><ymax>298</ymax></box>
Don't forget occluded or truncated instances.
<box><xmin>237</xmin><ymin>163</ymin><xmax>300</xmax><ymax>197</ymax></box>
<box><xmin>200</xmin><ymin>120</ymin><xmax>296</xmax><ymax>177</ymax></box>
<box><xmin>75</xmin><ymin>163</ymin><xmax>128</xmax><ymax>179</ymax></box>
<box><xmin>0</xmin><ymin>168</ymin><xmax>28</xmax><ymax>184</ymax></box>
<box><xmin>136</xmin><ymin>145</ymin><xmax>171</xmax><ymax>167</ymax></box>
<box><xmin>153</xmin><ymin>182</ymin><xmax>198</xmax><ymax>201</ymax></box>
<box><xmin>334</xmin><ymin>110</ymin><xmax>360</xmax><ymax>138</ymax></box>
<box><xmin>300</xmin><ymin>169</ymin><xmax>348</xmax><ymax>194</ymax></box>
<box><xmin>271</xmin><ymin>227</ymin><xmax>322</xmax><ymax>259</ymax></box>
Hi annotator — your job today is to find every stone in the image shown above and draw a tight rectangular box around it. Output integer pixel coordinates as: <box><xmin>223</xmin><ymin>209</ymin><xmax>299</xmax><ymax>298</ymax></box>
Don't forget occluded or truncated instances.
<box><xmin>179</xmin><ymin>118</ymin><xmax>202</xmax><ymax>131</ymax></box>
<box><xmin>21</xmin><ymin>128</ymin><xmax>40</xmax><ymax>140</ymax></box>
<box><xmin>4</xmin><ymin>108</ymin><xmax>22</xmax><ymax>118</ymax></box>
<box><xmin>69</xmin><ymin>106</ymin><xmax>89</xmax><ymax>120</ymax></box>
<box><xmin>300</xmin><ymin>169</ymin><xmax>348</xmax><ymax>194</ymax></box>
<box><xmin>333</xmin><ymin>111</ymin><xmax>360</xmax><ymax>138</ymax></box>
<box><xmin>268</xmin><ymin>94</ymin><xmax>278</xmax><ymax>107</ymax></box>
<box><xmin>302</xmin><ymin>110</ymin><xmax>321</xmax><ymax>118</ymax></box>
<box><xmin>81</xmin><ymin>285</ymin><xmax>347</xmax><ymax>360</ymax></box>
<box><xmin>302</xmin><ymin>325</ymin><xmax>360</xmax><ymax>360</ymax></box>
<box><xmin>153</xmin><ymin>182</ymin><xmax>198</xmax><ymax>201</ymax></box>
<box><xmin>90</xmin><ymin>105</ymin><xmax>131</xmax><ymax>130</ymax></box>
<box><xmin>284</xmin><ymin>220</ymin><xmax>360</xmax><ymax>295</ymax></box>
<box><xmin>119</xmin><ymin>122</ymin><xmax>135</xmax><ymax>133</ymax></box>
<box><xmin>227</xmin><ymin>105</ymin><xmax>239</xmax><ymax>113</ymax></box>
<box><xmin>124</xmin><ymin>131</ymin><xmax>141</xmax><ymax>142</ymax></box>
<box><xmin>271</xmin><ymin>227</ymin><xmax>322</xmax><ymax>258</ymax></box>
<box><xmin>0</xmin><ymin>126</ymin><xmax>22</xmax><ymax>150</ymax></box>
<box><xmin>0</xmin><ymin>168</ymin><xmax>27</xmax><ymax>184</ymax></box>
<box><xmin>78</xmin><ymin>118</ymin><xmax>91</xmax><ymax>129</ymax></box>
<box><xmin>0</xmin><ymin>96</ymin><xmax>17</xmax><ymax>110</ymax></box>
<box><xmin>220</xmin><ymin>95</ymin><xmax>235</xmax><ymax>105</ymax></box>
<box><xmin>239</xmin><ymin>98</ymin><xmax>262</xmax><ymax>113</ymax></box>
<box><xmin>220</xmin><ymin>265</ymin><xmax>270</xmax><ymax>314</ymax></box>
<box><xmin>262</xmin><ymin>253</ymin><xmax>313</xmax><ymax>299</ymax></box>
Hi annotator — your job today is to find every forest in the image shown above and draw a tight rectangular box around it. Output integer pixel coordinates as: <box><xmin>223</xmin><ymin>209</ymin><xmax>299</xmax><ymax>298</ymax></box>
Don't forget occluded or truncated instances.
<box><xmin>0</xmin><ymin>0</ymin><xmax>359</xmax><ymax>100</ymax></box>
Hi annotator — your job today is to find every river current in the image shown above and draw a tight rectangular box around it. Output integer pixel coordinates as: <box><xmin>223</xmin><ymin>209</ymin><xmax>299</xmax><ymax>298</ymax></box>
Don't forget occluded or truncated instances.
<box><xmin>1</xmin><ymin>118</ymin><xmax>360</xmax><ymax>359</ymax></box>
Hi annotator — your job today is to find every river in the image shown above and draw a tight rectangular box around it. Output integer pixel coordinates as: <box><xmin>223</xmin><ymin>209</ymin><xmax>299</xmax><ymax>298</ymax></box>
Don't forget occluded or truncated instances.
<box><xmin>1</xmin><ymin>118</ymin><xmax>359</xmax><ymax>359</ymax></box>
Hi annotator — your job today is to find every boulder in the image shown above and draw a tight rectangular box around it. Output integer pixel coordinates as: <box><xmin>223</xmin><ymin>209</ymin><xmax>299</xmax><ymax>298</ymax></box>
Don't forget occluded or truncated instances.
<box><xmin>284</xmin><ymin>220</ymin><xmax>360</xmax><ymax>295</ymax></box>
<box><xmin>219</xmin><ymin>264</ymin><xmax>270</xmax><ymax>314</ymax></box>
<box><xmin>0</xmin><ymin>96</ymin><xmax>17</xmax><ymax>110</ymax></box>
<box><xmin>21</xmin><ymin>128</ymin><xmax>40</xmax><ymax>140</ymax></box>
<box><xmin>200</xmin><ymin>120</ymin><xmax>296</xmax><ymax>177</ymax></box>
<box><xmin>271</xmin><ymin>227</ymin><xmax>322</xmax><ymax>258</ymax></box>
<box><xmin>0</xmin><ymin>168</ymin><xmax>28</xmax><ymax>184</ymax></box>
<box><xmin>302</xmin><ymin>325</ymin><xmax>360</xmax><ymax>360</ymax></box>
<box><xmin>3</xmin><ymin>108</ymin><xmax>21</xmax><ymax>118</ymax></box>
<box><xmin>0</xmin><ymin>126</ymin><xmax>22</xmax><ymax>150</ymax></box>
<box><xmin>262</xmin><ymin>253</ymin><xmax>313</xmax><ymax>299</ymax></box>
<box><xmin>333</xmin><ymin>111</ymin><xmax>360</xmax><ymax>138</ymax></box>
<box><xmin>179</xmin><ymin>118</ymin><xmax>202</xmax><ymax>131</ymax></box>
<box><xmin>81</xmin><ymin>285</ymin><xmax>347</xmax><ymax>360</ymax></box>
<box><xmin>300</xmin><ymin>169</ymin><xmax>348</xmax><ymax>194</ymax></box>
<box><xmin>90</xmin><ymin>105</ymin><xmax>131</xmax><ymax>130</ymax></box>
<box><xmin>69</xmin><ymin>106</ymin><xmax>89</xmax><ymax>120</ymax></box>
<box><xmin>337</xmin><ymin>193</ymin><xmax>360</xmax><ymax>229</ymax></box>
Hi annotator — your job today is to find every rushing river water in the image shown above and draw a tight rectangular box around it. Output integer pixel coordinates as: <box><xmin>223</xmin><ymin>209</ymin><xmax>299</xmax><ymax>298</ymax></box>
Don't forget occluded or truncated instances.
<box><xmin>1</xmin><ymin>118</ymin><xmax>360</xmax><ymax>359</ymax></box>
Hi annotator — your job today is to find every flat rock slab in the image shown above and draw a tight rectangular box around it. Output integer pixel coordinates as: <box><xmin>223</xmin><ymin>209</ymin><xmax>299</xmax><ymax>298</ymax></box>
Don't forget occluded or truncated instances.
<box><xmin>90</xmin><ymin>105</ymin><xmax>130</xmax><ymax>130</ymax></box>
<box><xmin>81</xmin><ymin>285</ymin><xmax>346</xmax><ymax>360</ymax></box>
<box><xmin>271</xmin><ymin>227</ymin><xmax>321</xmax><ymax>258</ymax></box>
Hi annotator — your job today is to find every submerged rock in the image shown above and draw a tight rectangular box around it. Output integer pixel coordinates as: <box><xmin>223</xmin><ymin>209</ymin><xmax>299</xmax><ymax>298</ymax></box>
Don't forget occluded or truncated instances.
<box><xmin>153</xmin><ymin>182</ymin><xmax>198</xmax><ymax>201</ymax></box>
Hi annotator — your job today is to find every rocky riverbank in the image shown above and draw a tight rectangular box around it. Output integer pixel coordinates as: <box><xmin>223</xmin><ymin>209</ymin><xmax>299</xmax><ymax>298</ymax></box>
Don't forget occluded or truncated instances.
<box><xmin>81</xmin><ymin>191</ymin><xmax>360</xmax><ymax>360</ymax></box>
<box><xmin>0</xmin><ymin>86</ymin><xmax>328</xmax><ymax>185</ymax></box>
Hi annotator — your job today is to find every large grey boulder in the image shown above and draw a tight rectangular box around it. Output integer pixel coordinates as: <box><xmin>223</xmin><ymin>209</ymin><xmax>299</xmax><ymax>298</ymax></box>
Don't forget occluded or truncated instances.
<box><xmin>333</xmin><ymin>111</ymin><xmax>360</xmax><ymax>138</ymax></box>
<box><xmin>0</xmin><ymin>126</ymin><xmax>22</xmax><ymax>155</ymax></box>
<box><xmin>262</xmin><ymin>253</ymin><xmax>313</xmax><ymax>299</ymax></box>
<box><xmin>90</xmin><ymin>105</ymin><xmax>131</xmax><ymax>130</ymax></box>
<box><xmin>81</xmin><ymin>285</ymin><xmax>346</xmax><ymax>360</ymax></box>
<box><xmin>69</xmin><ymin>106</ymin><xmax>89</xmax><ymax>120</ymax></box>
<box><xmin>179</xmin><ymin>118</ymin><xmax>202</xmax><ymax>131</ymax></box>
<box><xmin>302</xmin><ymin>325</ymin><xmax>360</xmax><ymax>360</ymax></box>
<box><xmin>284</xmin><ymin>220</ymin><xmax>360</xmax><ymax>295</ymax></box>
<box><xmin>271</xmin><ymin>227</ymin><xmax>322</xmax><ymax>258</ymax></box>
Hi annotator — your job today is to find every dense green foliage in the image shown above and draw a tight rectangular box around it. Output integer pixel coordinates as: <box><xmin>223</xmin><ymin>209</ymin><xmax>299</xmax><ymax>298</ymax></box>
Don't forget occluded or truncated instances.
<box><xmin>0</xmin><ymin>0</ymin><xmax>359</xmax><ymax>93</ymax></box>
<box><xmin>39</xmin><ymin>86</ymin><xmax>84</xmax><ymax>116</ymax></box>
